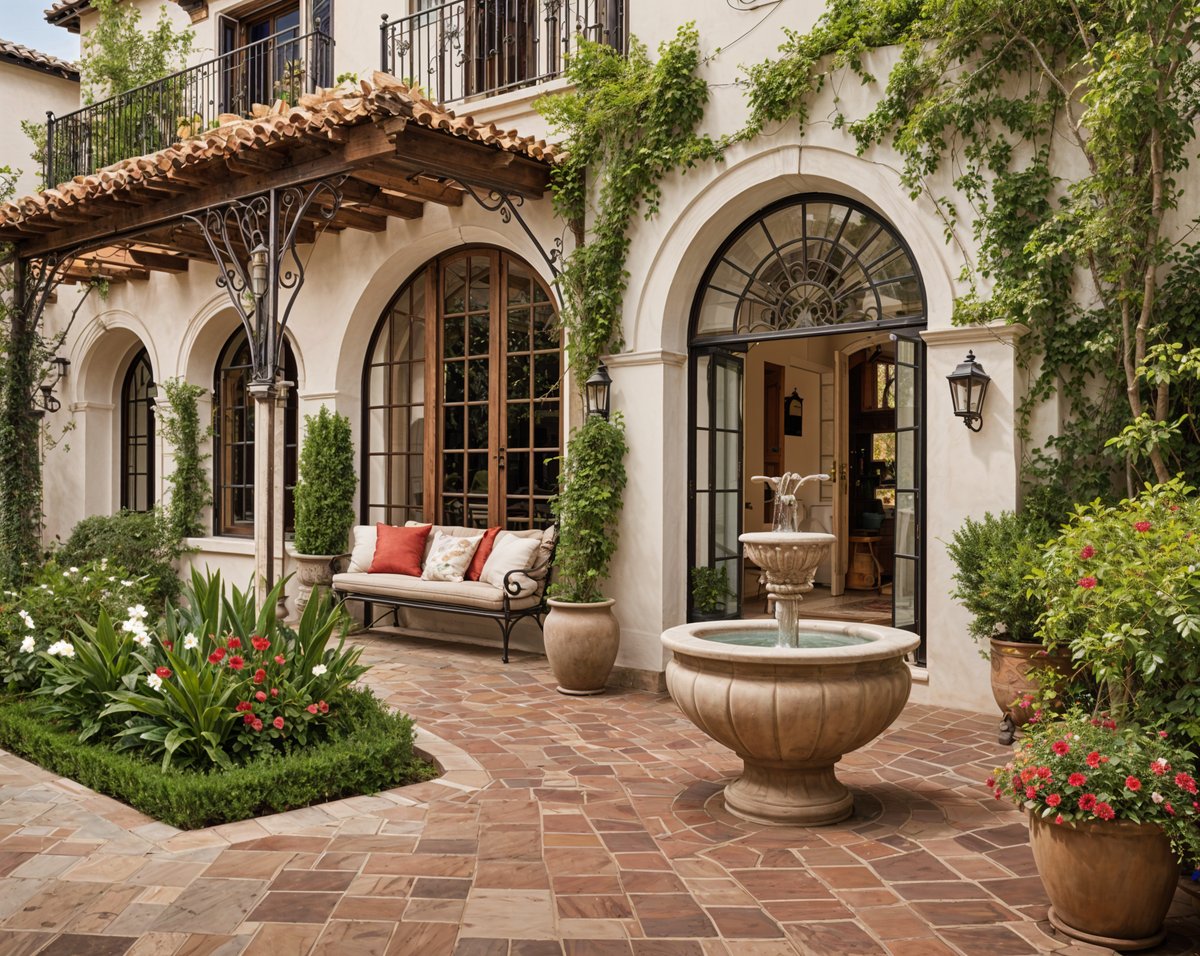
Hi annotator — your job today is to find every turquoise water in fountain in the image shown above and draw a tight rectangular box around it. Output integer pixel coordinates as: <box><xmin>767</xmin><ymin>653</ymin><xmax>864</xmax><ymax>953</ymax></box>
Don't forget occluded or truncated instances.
<box><xmin>701</xmin><ymin>628</ymin><xmax>871</xmax><ymax>648</ymax></box>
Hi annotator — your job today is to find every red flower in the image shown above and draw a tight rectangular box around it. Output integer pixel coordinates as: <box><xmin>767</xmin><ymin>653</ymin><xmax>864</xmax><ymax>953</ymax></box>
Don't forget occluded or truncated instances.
<box><xmin>208</xmin><ymin>648</ymin><xmax>226</xmax><ymax>664</ymax></box>
<box><xmin>1086</xmin><ymin>751</ymin><xmax>1101</xmax><ymax>768</ymax></box>
<box><xmin>1166</xmin><ymin>802</ymin><xmax>1176</xmax><ymax>816</ymax></box>
<box><xmin>1052</xmin><ymin>740</ymin><xmax>1071</xmax><ymax>756</ymax></box>
<box><xmin>1024</xmin><ymin>786</ymin><xmax>1037</xmax><ymax>799</ymax></box>
<box><xmin>1068</xmin><ymin>772</ymin><xmax>1087</xmax><ymax>787</ymax></box>
<box><xmin>1078</xmin><ymin>793</ymin><xmax>1097</xmax><ymax>811</ymax></box>
<box><xmin>251</xmin><ymin>636</ymin><xmax>270</xmax><ymax>652</ymax></box>
<box><xmin>993</xmin><ymin>789</ymin><xmax>1002</xmax><ymax>800</ymax></box>
<box><xmin>274</xmin><ymin>655</ymin><xmax>286</xmax><ymax>665</ymax></box>
<box><xmin>1095</xmin><ymin>802</ymin><xmax>1115</xmax><ymax>820</ymax></box>
<box><xmin>1126</xmin><ymin>776</ymin><xmax>1142</xmax><ymax>791</ymax></box>
<box><xmin>163</xmin><ymin>640</ymin><xmax>174</xmax><ymax>650</ymax></box>
<box><xmin>226</xmin><ymin>636</ymin><xmax>242</xmax><ymax>650</ymax></box>
<box><xmin>1134</xmin><ymin>520</ymin><xmax>1152</xmax><ymax>533</ymax></box>
<box><xmin>1159</xmin><ymin>730</ymin><xmax>1169</xmax><ymax>738</ymax></box>
<box><xmin>1175</xmin><ymin>772</ymin><xmax>1198</xmax><ymax>795</ymax></box>
<box><xmin>985</xmin><ymin>776</ymin><xmax>995</xmax><ymax>788</ymax></box>
<box><xmin>155</xmin><ymin>666</ymin><xmax>172</xmax><ymax>679</ymax></box>
<box><xmin>251</xmin><ymin>717</ymin><xmax>263</xmax><ymax>732</ymax></box>
<box><xmin>1036</xmin><ymin>766</ymin><xmax>1052</xmax><ymax>779</ymax></box>
<box><xmin>1102</xmin><ymin>718</ymin><xmax>1117</xmax><ymax>730</ymax></box>
<box><xmin>318</xmin><ymin>700</ymin><xmax>328</xmax><ymax>714</ymax></box>
<box><xmin>252</xmin><ymin>668</ymin><xmax>266</xmax><ymax>685</ymax></box>
<box><xmin>235</xmin><ymin>701</ymin><xmax>254</xmax><ymax>712</ymax></box>
<box><xmin>1046</xmin><ymin>793</ymin><xmax>1062</xmax><ymax>807</ymax></box>
<box><xmin>1078</xmin><ymin>576</ymin><xmax>1098</xmax><ymax>589</ymax></box>
<box><xmin>1151</xmin><ymin>758</ymin><xmax>1170</xmax><ymax>776</ymax></box>
<box><xmin>1079</xmin><ymin>544</ymin><xmax>1096</xmax><ymax>560</ymax></box>
<box><xmin>243</xmin><ymin>713</ymin><xmax>255</xmax><ymax>725</ymax></box>
<box><xmin>270</xmin><ymin>687</ymin><xmax>279</xmax><ymax>697</ymax></box>
<box><xmin>307</xmin><ymin>703</ymin><xmax>318</xmax><ymax>714</ymax></box>
<box><xmin>1020</xmin><ymin>768</ymin><xmax>1036</xmax><ymax>783</ymax></box>
<box><xmin>1054</xmin><ymin>814</ymin><xmax>1064</xmax><ymax>825</ymax></box>
<box><xmin>273</xmin><ymin>716</ymin><xmax>284</xmax><ymax>730</ymax></box>
<box><xmin>227</xmin><ymin>655</ymin><xmax>245</xmax><ymax>671</ymax></box>
<box><xmin>255</xmin><ymin>691</ymin><xmax>267</xmax><ymax>703</ymax></box>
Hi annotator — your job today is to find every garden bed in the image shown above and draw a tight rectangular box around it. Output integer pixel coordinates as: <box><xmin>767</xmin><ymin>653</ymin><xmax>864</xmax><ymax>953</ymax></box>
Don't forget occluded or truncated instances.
<box><xmin>0</xmin><ymin>688</ymin><xmax>435</xmax><ymax>829</ymax></box>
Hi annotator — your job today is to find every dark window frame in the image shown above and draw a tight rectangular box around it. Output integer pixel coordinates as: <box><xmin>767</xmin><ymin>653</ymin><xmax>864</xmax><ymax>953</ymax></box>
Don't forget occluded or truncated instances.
<box><xmin>119</xmin><ymin>347</ymin><xmax>155</xmax><ymax>512</ymax></box>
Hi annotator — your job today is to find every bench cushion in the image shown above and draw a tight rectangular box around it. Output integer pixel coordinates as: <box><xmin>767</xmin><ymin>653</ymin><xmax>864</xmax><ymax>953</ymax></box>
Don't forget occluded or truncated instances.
<box><xmin>332</xmin><ymin>573</ymin><xmax>542</xmax><ymax>611</ymax></box>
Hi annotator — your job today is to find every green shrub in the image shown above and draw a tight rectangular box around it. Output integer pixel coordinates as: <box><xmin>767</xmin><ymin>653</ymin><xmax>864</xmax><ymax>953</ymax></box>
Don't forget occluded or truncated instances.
<box><xmin>0</xmin><ymin>688</ymin><xmax>433</xmax><ymax>829</ymax></box>
<box><xmin>157</xmin><ymin>378</ymin><xmax>211</xmax><ymax>541</ymax></box>
<box><xmin>947</xmin><ymin>509</ymin><xmax>1056</xmax><ymax>645</ymax></box>
<box><xmin>1031</xmin><ymin>479</ymin><xmax>1200</xmax><ymax>744</ymax></box>
<box><xmin>691</xmin><ymin>565</ymin><xmax>732</xmax><ymax>614</ymax></box>
<box><xmin>293</xmin><ymin>406</ymin><xmax>357</xmax><ymax>556</ymax></box>
<box><xmin>550</xmin><ymin>413</ymin><xmax>628</xmax><ymax>603</ymax></box>
<box><xmin>35</xmin><ymin>568</ymin><xmax>365</xmax><ymax>771</ymax></box>
<box><xmin>0</xmin><ymin>560</ymin><xmax>155</xmax><ymax>693</ymax></box>
<box><xmin>58</xmin><ymin>510</ymin><xmax>183</xmax><ymax>604</ymax></box>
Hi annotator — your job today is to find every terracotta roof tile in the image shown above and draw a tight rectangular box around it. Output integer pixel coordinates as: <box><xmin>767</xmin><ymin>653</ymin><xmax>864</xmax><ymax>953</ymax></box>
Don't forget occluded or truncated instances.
<box><xmin>0</xmin><ymin>38</ymin><xmax>80</xmax><ymax>80</ymax></box>
<box><xmin>0</xmin><ymin>73</ymin><xmax>560</xmax><ymax>236</ymax></box>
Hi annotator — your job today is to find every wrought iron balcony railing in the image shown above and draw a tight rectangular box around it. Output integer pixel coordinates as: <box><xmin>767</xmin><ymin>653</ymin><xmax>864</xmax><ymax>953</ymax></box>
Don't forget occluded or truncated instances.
<box><xmin>45</xmin><ymin>28</ymin><xmax>333</xmax><ymax>188</ymax></box>
<box><xmin>380</xmin><ymin>0</ymin><xmax>626</xmax><ymax>106</ymax></box>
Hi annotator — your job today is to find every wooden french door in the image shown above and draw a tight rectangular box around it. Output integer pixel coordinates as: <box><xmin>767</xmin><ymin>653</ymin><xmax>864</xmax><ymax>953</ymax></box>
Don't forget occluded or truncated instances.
<box><xmin>431</xmin><ymin>248</ymin><xmax>561</xmax><ymax>530</ymax></box>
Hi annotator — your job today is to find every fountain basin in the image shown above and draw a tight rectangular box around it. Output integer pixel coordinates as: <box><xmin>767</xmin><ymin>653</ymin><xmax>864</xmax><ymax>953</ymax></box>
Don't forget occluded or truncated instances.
<box><xmin>740</xmin><ymin>532</ymin><xmax>835</xmax><ymax>598</ymax></box>
<box><xmin>662</xmin><ymin>619</ymin><xmax>919</xmax><ymax>826</ymax></box>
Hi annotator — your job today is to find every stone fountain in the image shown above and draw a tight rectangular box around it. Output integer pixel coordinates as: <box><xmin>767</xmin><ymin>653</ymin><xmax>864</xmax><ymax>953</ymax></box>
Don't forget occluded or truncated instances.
<box><xmin>662</xmin><ymin>472</ymin><xmax>919</xmax><ymax>826</ymax></box>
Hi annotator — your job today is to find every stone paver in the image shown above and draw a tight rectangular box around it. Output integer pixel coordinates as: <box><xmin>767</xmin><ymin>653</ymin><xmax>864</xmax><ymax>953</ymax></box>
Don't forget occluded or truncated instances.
<box><xmin>1</xmin><ymin>631</ymin><xmax>1199</xmax><ymax>955</ymax></box>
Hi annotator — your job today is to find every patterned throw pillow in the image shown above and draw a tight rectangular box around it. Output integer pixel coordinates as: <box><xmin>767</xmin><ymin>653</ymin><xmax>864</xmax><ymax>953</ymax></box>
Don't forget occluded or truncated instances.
<box><xmin>420</xmin><ymin>531</ymin><xmax>483</xmax><ymax>583</ymax></box>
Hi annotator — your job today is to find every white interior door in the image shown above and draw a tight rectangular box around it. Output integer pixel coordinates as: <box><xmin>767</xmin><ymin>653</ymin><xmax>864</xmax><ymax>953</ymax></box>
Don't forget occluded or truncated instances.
<box><xmin>831</xmin><ymin>348</ymin><xmax>849</xmax><ymax>595</ymax></box>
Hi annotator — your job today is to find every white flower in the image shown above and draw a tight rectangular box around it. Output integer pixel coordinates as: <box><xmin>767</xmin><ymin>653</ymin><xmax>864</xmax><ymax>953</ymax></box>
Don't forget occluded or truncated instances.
<box><xmin>18</xmin><ymin>609</ymin><xmax>34</xmax><ymax>630</ymax></box>
<box><xmin>121</xmin><ymin>619</ymin><xmax>144</xmax><ymax>635</ymax></box>
<box><xmin>311</xmin><ymin>664</ymin><xmax>327</xmax><ymax>677</ymax></box>
<box><xmin>46</xmin><ymin>640</ymin><xmax>75</xmax><ymax>658</ymax></box>
<box><xmin>68</xmin><ymin>567</ymin><xmax>79</xmax><ymax>574</ymax></box>
<box><xmin>128</xmin><ymin>604</ymin><xmax>148</xmax><ymax>621</ymax></box>
<box><xmin>1153</xmin><ymin>757</ymin><xmax>1169</xmax><ymax>771</ymax></box>
<box><xmin>107</xmin><ymin>576</ymin><xmax>116</xmax><ymax>583</ymax></box>
<box><xmin>146</xmin><ymin>673</ymin><xmax>162</xmax><ymax>691</ymax></box>
<box><xmin>19</xmin><ymin>636</ymin><xmax>35</xmax><ymax>653</ymax></box>
<box><xmin>100</xmin><ymin>558</ymin><xmax>108</xmax><ymax>568</ymax></box>
<box><xmin>120</xmin><ymin>580</ymin><xmax>133</xmax><ymax>588</ymax></box>
<box><xmin>81</xmin><ymin>576</ymin><xmax>90</xmax><ymax>583</ymax></box>
<box><xmin>133</xmin><ymin>632</ymin><xmax>152</xmax><ymax>648</ymax></box>
<box><xmin>183</xmin><ymin>633</ymin><xmax>199</xmax><ymax>651</ymax></box>
<box><xmin>1152</xmin><ymin>791</ymin><xmax>1165</xmax><ymax>804</ymax></box>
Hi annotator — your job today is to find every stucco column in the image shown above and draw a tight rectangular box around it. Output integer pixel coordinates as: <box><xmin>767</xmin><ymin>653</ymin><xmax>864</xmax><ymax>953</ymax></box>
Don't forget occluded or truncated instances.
<box><xmin>274</xmin><ymin>383</ymin><xmax>289</xmax><ymax>616</ymax></box>
<box><xmin>249</xmin><ymin>382</ymin><xmax>277</xmax><ymax>610</ymax></box>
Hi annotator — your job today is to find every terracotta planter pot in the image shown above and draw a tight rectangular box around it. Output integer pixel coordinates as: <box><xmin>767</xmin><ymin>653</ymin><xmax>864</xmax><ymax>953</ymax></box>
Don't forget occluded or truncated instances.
<box><xmin>1029</xmin><ymin>812</ymin><xmax>1177</xmax><ymax>951</ymax></box>
<box><xmin>543</xmin><ymin>599</ymin><xmax>620</xmax><ymax>696</ymax></box>
<box><xmin>989</xmin><ymin>638</ymin><xmax>1071</xmax><ymax>744</ymax></box>
<box><xmin>291</xmin><ymin>553</ymin><xmax>334</xmax><ymax>615</ymax></box>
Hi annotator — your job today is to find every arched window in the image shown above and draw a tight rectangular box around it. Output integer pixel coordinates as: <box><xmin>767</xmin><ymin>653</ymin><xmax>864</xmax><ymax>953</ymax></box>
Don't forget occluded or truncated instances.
<box><xmin>120</xmin><ymin>348</ymin><xmax>155</xmax><ymax>512</ymax></box>
<box><xmin>364</xmin><ymin>247</ymin><xmax>561</xmax><ymax>529</ymax></box>
<box><xmin>213</xmin><ymin>329</ymin><xmax>299</xmax><ymax>537</ymax></box>
<box><xmin>692</xmin><ymin>195</ymin><xmax>925</xmax><ymax>343</ymax></box>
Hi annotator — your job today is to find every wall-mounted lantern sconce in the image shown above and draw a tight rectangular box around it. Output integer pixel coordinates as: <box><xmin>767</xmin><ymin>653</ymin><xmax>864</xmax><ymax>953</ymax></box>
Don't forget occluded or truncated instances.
<box><xmin>784</xmin><ymin>388</ymin><xmax>804</xmax><ymax>437</ymax></box>
<box><xmin>947</xmin><ymin>350</ymin><xmax>990</xmax><ymax>432</ymax></box>
<box><xmin>584</xmin><ymin>361</ymin><xmax>612</xmax><ymax>420</ymax></box>
<box><xmin>146</xmin><ymin>379</ymin><xmax>159</xmax><ymax>407</ymax></box>
<box><xmin>249</xmin><ymin>243</ymin><xmax>269</xmax><ymax>300</ymax></box>
<box><xmin>32</xmin><ymin>356</ymin><xmax>70</xmax><ymax>416</ymax></box>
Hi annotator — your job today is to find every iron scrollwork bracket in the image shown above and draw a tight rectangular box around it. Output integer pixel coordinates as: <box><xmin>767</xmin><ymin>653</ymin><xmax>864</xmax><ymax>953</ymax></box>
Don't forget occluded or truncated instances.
<box><xmin>182</xmin><ymin>175</ymin><xmax>347</xmax><ymax>386</ymax></box>
<box><xmin>457</xmin><ymin>182</ymin><xmax>565</xmax><ymax>288</ymax></box>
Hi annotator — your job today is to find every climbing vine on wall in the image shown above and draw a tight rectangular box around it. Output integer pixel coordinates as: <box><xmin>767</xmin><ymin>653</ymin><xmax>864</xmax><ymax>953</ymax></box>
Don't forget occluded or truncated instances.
<box><xmin>536</xmin><ymin>23</ymin><xmax>724</xmax><ymax>383</ymax></box>
<box><xmin>741</xmin><ymin>0</ymin><xmax>1200</xmax><ymax>498</ymax></box>
<box><xmin>157</xmin><ymin>378</ymin><xmax>211</xmax><ymax>541</ymax></box>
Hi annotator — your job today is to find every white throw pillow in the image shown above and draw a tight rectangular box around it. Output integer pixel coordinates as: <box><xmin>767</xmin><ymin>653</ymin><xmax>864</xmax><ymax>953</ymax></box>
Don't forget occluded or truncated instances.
<box><xmin>480</xmin><ymin>533</ymin><xmax>542</xmax><ymax>595</ymax></box>
<box><xmin>421</xmin><ymin>531</ymin><xmax>483</xmax><ymax>583</ymax></box>
<box><xmin>347</xmin><ymin>525</ymin><xmax>377</xmax><ymax>573</ymax></box>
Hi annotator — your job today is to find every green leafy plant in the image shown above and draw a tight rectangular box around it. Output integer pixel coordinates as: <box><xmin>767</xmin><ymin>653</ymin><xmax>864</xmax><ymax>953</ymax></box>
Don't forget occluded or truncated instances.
<box><xmin>691</xmin><ymin>565</ymin><xmax>732</xmax><ymax>615</ymax></box>
<box><xmin>549</xmin><ymin>413</ymin><xmax>628</xmax><ymax>604</ymax></box>
<box><xmin>536</xmin><ymin>24</ymin><xmax>724</xmax><ymax>382</ymax></box>
<box><xmin>989</xmin><ymin>710</ymin><xmax>1200</xmax><ymax>862</ymax></box>
<box><xmin>0</xmin><ymin>560</ymin><xmax>154</xmax><ymax>693</ymax></box>
<box><xmin>57</xmin><ymin>510</ymin><xmax>184</xmax><ymax>605</ymax></box>
<box><xmin>156</xmin><ymin>378</ymin><xmax>211</xmax><ymax>540</ymax></box>
<box><xmin>0</xmin><ymin>689</ymin><xmax>432</xmax><ymax>829</ymax></box>
<box><xmin>947</xmin><ymin>510</ymin><xmax>1056</xmax><ymax>645</ymax></box>
<box><xmin>1031</xmin><ymin>481</ymin><xmax>1200</xmax><ymax>745</ymax></box>
<box><xmin>741</xmin><ymin>0</ymin><xmax>1200</xmax><ymax>496</ymax></box>
<box><xmin>293</xmin><ymin>406</ymin><xmax>357</xmax><ymax>556</ymax></box>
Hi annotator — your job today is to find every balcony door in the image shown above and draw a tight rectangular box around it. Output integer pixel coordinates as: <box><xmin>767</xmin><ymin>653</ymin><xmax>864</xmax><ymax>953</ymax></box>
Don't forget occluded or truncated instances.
<box><xmin>466</xmin><ymin>0</ymin><xmax>539</xmax><ymax>97</ymax></box>
<box><xmin>219</xmin><ymin>3</ymin><xmax>306</xmax><ymax>115</ymax></box>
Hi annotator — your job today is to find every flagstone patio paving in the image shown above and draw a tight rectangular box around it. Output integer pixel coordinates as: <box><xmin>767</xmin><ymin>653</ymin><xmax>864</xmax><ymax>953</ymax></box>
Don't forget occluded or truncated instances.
<box><xmin>1</xmin><ymin>631</ymin><xmax>1199</xmax><ymax>956</ymax></box>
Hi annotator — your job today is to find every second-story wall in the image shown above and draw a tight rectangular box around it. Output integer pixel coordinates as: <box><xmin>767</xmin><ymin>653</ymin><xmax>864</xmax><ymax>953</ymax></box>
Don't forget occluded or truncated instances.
<box><xmin>0</xmin><ymin>60</ymin><xmax>79</xmax><ymax>197</ymax></box>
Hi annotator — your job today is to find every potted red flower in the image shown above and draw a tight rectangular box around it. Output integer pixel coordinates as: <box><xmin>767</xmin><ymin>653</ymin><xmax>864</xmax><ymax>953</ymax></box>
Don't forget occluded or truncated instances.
<box><xmin>990</xmin><ymin>710</ymin><xmax>1200</xmax><ymax>950</ymax></box>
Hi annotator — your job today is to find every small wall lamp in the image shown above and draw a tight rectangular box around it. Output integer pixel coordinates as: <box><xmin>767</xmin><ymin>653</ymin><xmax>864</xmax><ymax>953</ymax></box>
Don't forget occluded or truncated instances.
<box><xmin>784</xmin><ymin>388</ymin><xmax>803</xmax><ymax>437</ymax></box>
<box><xmin>947</xmin><ymin>350</ymin><xmax>990</xmax><ymax>432</ymax></box>
<box><xmin>584</xmin><ymin>361</ymin><xmax>612</xmax><ymax>420</ymax></box>
<box><xmin>32</xmin><ymin>356</ymin><xmax>70</xmax><ymax>416</ymax></box>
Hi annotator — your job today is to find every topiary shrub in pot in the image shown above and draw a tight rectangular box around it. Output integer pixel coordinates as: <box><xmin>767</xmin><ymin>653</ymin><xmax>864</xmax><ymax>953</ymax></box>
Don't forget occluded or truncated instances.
<box><xmin>544</xmin><ymin>412</ymin><xmax>628</xmax><ymax>695</ymax></box>
<box><xmin>948</xmin><ymin>508</ymin><xmax>1070</xmax><ymax>743</ymax></box>
<box><xmin>690</xmin><ymin>565</ymin><xmax>733</xmax><ymax>621</ymax></box>
<box><xmin>291</xmin><ymin>407</ymin><xmax>356</xmax><ymax>614</ymax></box>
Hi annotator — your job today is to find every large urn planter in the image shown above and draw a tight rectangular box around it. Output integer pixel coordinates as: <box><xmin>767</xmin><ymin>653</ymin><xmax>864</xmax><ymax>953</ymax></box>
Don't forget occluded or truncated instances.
<box><xmin>990</xmin><ymin>638</ymin><xmax>1071</xmax><ymax>745</ymax></box>
<box><xmin>543</xmin><ymin>599</ymin><xmax>620</xmax><ymax>696</ymax></box>
<box><xmin>290</xmin><ymin>551</ymin><xmax>335</xmax><ymax>615</ymax></box>
<box><xmin>1029</xmin><ymin>813</ymin><xmax>1177</xmax><ymax>950</ymax></box>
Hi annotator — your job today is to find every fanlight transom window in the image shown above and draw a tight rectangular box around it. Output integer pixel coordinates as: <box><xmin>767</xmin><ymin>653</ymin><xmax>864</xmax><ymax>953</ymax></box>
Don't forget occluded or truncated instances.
<box><xmin>693</xmin><ymin>196</ymin><xmax>925</xmax><ymax>341</ymax></box>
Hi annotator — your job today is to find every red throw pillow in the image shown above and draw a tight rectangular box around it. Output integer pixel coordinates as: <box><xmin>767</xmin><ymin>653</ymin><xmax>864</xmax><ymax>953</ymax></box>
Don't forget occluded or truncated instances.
<box><xmin>369</xmin><ymin>523</ymin><xmax>432</xmax><ymax>576</ymax></box>
<box><xmin>465</xmin><ymin>527</ymin><xmax>502</xmax><ymax>581</ymax></box>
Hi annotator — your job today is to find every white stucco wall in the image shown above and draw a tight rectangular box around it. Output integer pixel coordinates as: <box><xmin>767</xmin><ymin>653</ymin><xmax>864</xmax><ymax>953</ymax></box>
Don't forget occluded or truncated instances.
<box><xmin>0</xmin><ymin>62</ymin><xmax>79</xmax><ymax>197</ymax></box>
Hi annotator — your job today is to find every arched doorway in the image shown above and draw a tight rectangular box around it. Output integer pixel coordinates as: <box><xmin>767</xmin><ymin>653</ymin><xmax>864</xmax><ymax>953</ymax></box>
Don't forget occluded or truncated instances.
<box><xmin>119</xmin><ymin>348</ymin><xmax>155</xmax><ymax>512</ymax></box>
<box><xmin>363</xmin><ymin>246</ymin><xmax>562</xmax><ymax>529</ymax></box>
<box><xmin>688</xmin><ymin>194</ymin><xmax>928</xmax><ymax>656</ymax></box>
